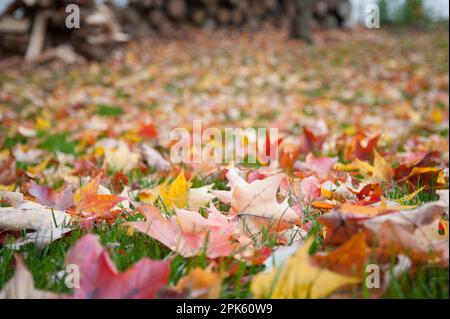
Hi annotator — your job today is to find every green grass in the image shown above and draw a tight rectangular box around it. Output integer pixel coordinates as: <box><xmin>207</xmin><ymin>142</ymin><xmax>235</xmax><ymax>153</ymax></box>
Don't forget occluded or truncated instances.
<box><xmin>0</xmin><ymin>171</ymin><xmax>447</xmax><ymax>299</ymax></box>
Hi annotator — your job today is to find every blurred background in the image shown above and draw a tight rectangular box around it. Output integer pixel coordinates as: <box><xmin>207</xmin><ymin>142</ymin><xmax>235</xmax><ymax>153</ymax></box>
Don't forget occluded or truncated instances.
<box><xmin>0</xmin><ymin>0</ymin><xmax>448</xmax><ymax>62</ymax></box>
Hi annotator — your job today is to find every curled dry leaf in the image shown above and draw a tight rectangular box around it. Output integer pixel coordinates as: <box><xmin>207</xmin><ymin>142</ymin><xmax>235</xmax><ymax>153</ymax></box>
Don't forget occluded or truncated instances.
<box><xmin>0</xmin><ymin>191</ymin><xmax>72</xmax><ymax>248</ymax></box>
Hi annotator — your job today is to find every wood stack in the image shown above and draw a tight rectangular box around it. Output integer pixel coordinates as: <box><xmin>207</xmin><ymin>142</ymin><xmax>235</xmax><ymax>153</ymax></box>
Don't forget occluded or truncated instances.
<box><xmin>0</xmin><ymin>0</ymin><xmax>352</xmax><ymax>61</ymax></box>
<box><xmin>119</xmin><ymin>0</ymin><xmax>352</xmax><ymax>34</ymax></box>
<box><xmin>0</xmin><ymin>0</ymin><xmax>129</xmax><ymax>61</ymax></box>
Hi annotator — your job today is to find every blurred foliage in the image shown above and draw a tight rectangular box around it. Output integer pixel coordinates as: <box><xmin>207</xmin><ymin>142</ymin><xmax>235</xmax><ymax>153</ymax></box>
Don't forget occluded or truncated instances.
<box><xmin>378</xmin><ymin>0</ymin><xmax>433</xmax><ymax>29</ymax></box>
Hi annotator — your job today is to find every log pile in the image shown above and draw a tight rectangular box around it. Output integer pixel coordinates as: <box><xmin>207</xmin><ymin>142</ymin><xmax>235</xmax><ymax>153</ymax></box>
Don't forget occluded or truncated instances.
<box><xmin>117</xmin><ymin>0</ymin><xmax>352</xmax><ymax>35</ymax></box>
<box><xmin>0</xmin><ymin>0</ymin><xmax>129</xmax><ymax>61</ymax></box>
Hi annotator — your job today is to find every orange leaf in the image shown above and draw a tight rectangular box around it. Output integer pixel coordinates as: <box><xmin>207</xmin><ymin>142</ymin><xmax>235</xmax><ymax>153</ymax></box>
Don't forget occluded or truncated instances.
<box><xmin>73</xmin><ymin>174</ymin><xmax>124</xmax><ymax>216</ymax></box>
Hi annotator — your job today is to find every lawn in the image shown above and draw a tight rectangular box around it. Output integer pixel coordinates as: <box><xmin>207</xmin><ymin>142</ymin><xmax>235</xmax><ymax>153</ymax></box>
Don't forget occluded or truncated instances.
<box><xmin>0</xmin><ymin>26</ymin><xmax>448</xmax><ymax>299</ymax></box>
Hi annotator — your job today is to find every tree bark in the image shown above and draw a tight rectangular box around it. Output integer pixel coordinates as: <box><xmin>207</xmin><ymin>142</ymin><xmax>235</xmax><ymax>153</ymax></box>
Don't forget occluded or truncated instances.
<box><xmin>290</xmin><ymin>0</ymin><xmax>316</xmax><ymax>44</ymax></box>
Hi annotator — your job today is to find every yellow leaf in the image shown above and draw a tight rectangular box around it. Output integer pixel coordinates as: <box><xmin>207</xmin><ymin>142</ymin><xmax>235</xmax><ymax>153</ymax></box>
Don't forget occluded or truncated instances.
<box><xmin>251</xmin><ymin>237</ymin><xmax>359</xmax><ymax>299</ymax></box>
<box><xmin>0</xmin><ymin>184</ymin><xmax>15</xmax><ymax>192</ymax></box>
<box><xmin>35</xmin><ymin>116</ymin><xmax>51</xmax><ymax>131</ymax></box>
<box><xmin>73</xmin><ymin>176</ymin><xmax>100</xmax><ymax>206</ymax></box>
<box><xmin>396</xmin><ymin>187</ymin><xmax>424</xmax><ymax>204</ymax></box>
<box><xmin>431</xmin><ymin>110</ymin><xmax>443</xmax><ymax>123</ymax></box>
<box><xmin>176</xmin><ymin>267</ymin><xmax>222</xmax><ymax>299</ymax></box>
<box><xmin>373</xmin><ymin>149</ymin><xmax>393</xmax><ymax>182</ymax></box>
<box><xmin>27</xmin><ymin>157</ymin><xmax>51</xmax><ymax>176</ymax></box>
<box><xmin>161</xmin><ymin>172</ymin><xmax>189</xmax><ymax>208</ymax></box>
<box><xmin>0</xmin><ymin>150</ymin><xmax>10</xmax><ymax>161</ymax></box>
<box><xmin>94</xmin><ymin>146</ymin><xmax>105</xmax><ymax>157</ymax></box>
<box><xmin>122</xmin><ymin>131</ymin><xmax>142</xmax><ymax>144</ymax></box>
<box><xmin>437</xmin><ymin>171</ymin><xmax>446</xmax><ymax>185</ymax></box>
<box><xmin>408</xmin><ymin>167</ymin><xmax>440</xmax><ymax>177</ymax></box>
<box><xmin>354</xmin><ymin>159</ymin><xmax>374</xmax><ymax>176</ymax></box>
<box><xmin>138</xmin><ymin>189</ymin><xmax>157</xmax><ymax>204</ymax></box>
<box><xmin>333</xmin><ymin>162</ymin><xmax>359</xmax><ymax>172</ymax></box>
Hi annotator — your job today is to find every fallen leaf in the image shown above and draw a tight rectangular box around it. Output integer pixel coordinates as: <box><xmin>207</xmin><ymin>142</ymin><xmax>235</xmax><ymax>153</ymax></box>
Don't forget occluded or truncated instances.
<box><xmin>29</xmin><ymin>181</ymin><xmax>74</xmax><ymax>210</ymax></box>
<box><xmin>126</xmin><ymin>205</ymin><xmax>238</xmax><ymax>258</ymax></box>
<box><xmin>187</xmin><ymin>185</ymin><xmax>215</xmax><ymax>210</ymax></box>
<box><xmin>232</xmin><ymin>174</ymin><xmax>301</xmax><ymax>236</ymax></box>
<box><xmin>73</xmin><ymin>174</ymin><xmax>124</xmax><ymax>216</ymax></box>
<box><xmin>373</xmin><ymin>149</ymin><xmax>393</xmax><ymax>183</ymax></box>
<box><xmin>313</xmin><ymin>232</ymin><xmax>368</xmax><ymax>277</ymax></box>
<box><xmin>66</xmin><ymin>234</ymin><xmax>171</xmax><ymax>299</ymax></box>
<box><xmin>176</xmin><ymin>267</ymin><xmax>222</xmax><ymax>298</ymax></box>
<box><xmin>0</xmin><ymin>191</ymin><xmax>71</xmax><ymax>248</ymax></box>
<box><xmin>0</xmin><ymin>256</ymin><xmax>58</xmax><ymax>299</ymax></box>
<box><xmin>141</xmin><ymin>144</ymin><xmax>170</xmax><ymax>171</ymax></box>
<box><xmin>251</xmin><ymin>237</ymin><xmax>359</xmax><ymax>298</ymax></box>
<box><xmin>160</xmin><ymin>171</ymin><xmax>189</xmax><ymax>208</ymax></box>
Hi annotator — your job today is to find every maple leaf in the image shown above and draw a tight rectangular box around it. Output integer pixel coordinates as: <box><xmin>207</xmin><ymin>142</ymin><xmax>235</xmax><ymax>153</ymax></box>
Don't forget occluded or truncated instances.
<box><xmin>251</xmin><ymin>237</ymin><xmax>359</xmax><ymax>298</ymax></box>
<box><xmin>65</xmin><ymin>234</ymin><xmax>171</xmax><ymax>299</ymax></box>
<box><xmin>29</xmin><ymin>181</ymin><xmax>74</xmax><ymax>210</ymax></box>
<box><xmin>126</xmin><ymin>205</ymin><xmax>238</xmax><ymax>258</ymax></box>
<box><xmin>176</xmin><ymin>267</ymin><xmax>222</xmax><ymax>299</ymax></box>
<box><xmin>373</xmin><ymin>149</ymin><xmax>393</xmax><ymax>183</ymax></box>
<box><xmin>301</xmin><ymin>122</ymin><xmax>328</xmax><ymax>154</ymax></box>
<box><xmin>0</xmin><ymin>256</ymin><xmax>58</xmax><ymax>299</ymax></box>
<box><xmin>351</xmin><ymin>131</ymin><xmax>380</xmax><ymax>161</ymax></box>
<box><xmin>231</xmin><ymin>174</ymin><xmax>301</xmax><ymax>236</ymax></box>
<box><xmin>0</xmin><ymin>191</ymin><xmax>71</xmax><ymax>248</ymax></box>
<box><xmin>160</xmin><ymin>171</ymin><xmax>190</xmax><ymax>208</ymax></box>
<box><xmin>138</xmin><ymin>122</ymin><xmax>158</xmax><ymax>139</ymax></box>
<box><xmin>313</xmin><ymin>232</ymin><xmax>368</xmax><ymax>277</ymax></box>
<box><xmin>298</xmin><ymin>175</ymin><xmax>321</xmax><ymax>204</ymax></box>
<box><xmin>375</xmin><ymin>220</ymin><xmax>448</xmax><ymax>267</ymax></box>
<box><xmin>0</xmin><ymin>151</ymin><xmax>16</xmax><ymax>186</ymax></box>
<box><xmin>101</xmin><ymin>140</ymin><xmax>140</xmax><ymax>173</ymax></box>
<box><xmin>187</xmin><ymin>185</ymin><xmax>215</xmax><ymax>210</ymax></box>
<box><xmin>320</xmin><ymin>200</ymin><xmax>446</xmax><ymax>250</ymax></box>
<box><xmin>295</xmin><ymin>154</ymin><xmax>338</xmax><ymax>180</ymax></box>
<box><xmin>72</xmin><ymin>174</ymin><xmax>124</xmax><ymax>216</ymax></box>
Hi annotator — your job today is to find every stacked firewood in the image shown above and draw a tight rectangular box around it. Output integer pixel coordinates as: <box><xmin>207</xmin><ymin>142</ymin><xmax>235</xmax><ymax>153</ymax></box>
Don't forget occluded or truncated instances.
<box><xmin>0</xmin><ymin>0</ymin><xmax>351</xmax><ymax>61</ymax></box>
<box><xmin>116</xmin><ymin>0</ymin><xmax>352</xmax><ymax>35</ymax></box>
<box><xmin>0</xmin><ymin>0</ymin><xmax>129</xmax><ymax>61</ymax></box>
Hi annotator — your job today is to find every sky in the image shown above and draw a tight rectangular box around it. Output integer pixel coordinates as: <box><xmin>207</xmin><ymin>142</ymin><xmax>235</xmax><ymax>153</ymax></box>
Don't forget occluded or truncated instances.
<box><xmin>350</xmin><ymin>0</ymin><xmax>449</xmax><ymax>21</ymax></box>
<box><xmin>1</xmin><ymin>0</ymin><xmax>449</xmax><ymax>22</ymax></box>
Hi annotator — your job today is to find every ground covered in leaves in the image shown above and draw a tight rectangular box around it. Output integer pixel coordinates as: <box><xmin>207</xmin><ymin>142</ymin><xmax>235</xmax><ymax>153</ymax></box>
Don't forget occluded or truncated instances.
<box><xmin>0</xmin><ymin>27</ymin><xmax>449</xmax><ymax>299</ymax></box>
